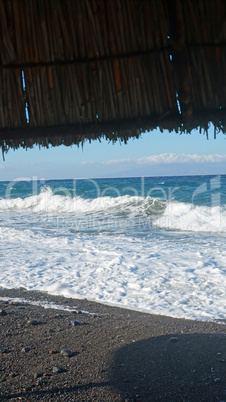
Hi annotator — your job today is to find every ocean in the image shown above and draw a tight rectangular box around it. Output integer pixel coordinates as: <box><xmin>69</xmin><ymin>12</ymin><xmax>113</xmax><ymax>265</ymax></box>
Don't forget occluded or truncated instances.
<box><xmin>0</xmin><ymin>175</ymin><xmax>226</xmax><ymax>322</ymax></box>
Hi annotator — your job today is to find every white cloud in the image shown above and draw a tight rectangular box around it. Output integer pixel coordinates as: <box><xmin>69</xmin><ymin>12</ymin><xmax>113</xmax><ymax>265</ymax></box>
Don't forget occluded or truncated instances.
<box><xmin>137</xmin><ymin>153</ymin><xmax>226</xmax><ymax>164</ymax></box>
<box><xmin>80</xmin><ymin>153</ymin><xmax>226</xmax><ymax>167</ymax></box>
<box><xmin>104</xmin><ymin>158</ymin><xmax>131</xmax><ymax>165</ymax></box>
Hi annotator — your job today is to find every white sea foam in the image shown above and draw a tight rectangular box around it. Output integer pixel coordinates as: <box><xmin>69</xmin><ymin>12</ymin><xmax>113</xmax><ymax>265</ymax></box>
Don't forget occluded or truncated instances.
<box><xmin>0</xmin><ymin>297</ymin><xmax>99</xmax><ymax>315</ymax></box>
<box><xmin>0</xmin><ymin>224</ymin><xmax>226</xmax><ymax>321</ymax></box>
<box><xmin>154</xmin><ymin>201</ymin><xmax>226</xmax><ymax>232</ymax></box>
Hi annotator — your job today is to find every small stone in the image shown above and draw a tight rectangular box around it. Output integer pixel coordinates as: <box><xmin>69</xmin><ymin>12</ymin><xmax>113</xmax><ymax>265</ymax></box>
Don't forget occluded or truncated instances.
<box><xmin>0</xmin><ymin>309</ymin><xmax>7</xmax><ymax>316</ymax></box>
<box><xmin>17</xmin><ymin>306</ymin><xmax>26</xmax><ymax>309</ymax></box>
<box><xmin>60</xmin><ymin>349</ymin><xmax>72</xmax><ymax>357</ymax></box>
<box><xmin>71</xmin><ymin>320</ymin><xmax>81</xmax><ymax>326</ymax></box>
<box><xmin>0</xmin><ymin>347</ymin><xmax>8</xmax><ymax>354</ymax></box>
<box><xmin>214</xmin><ymin>378</ymin><xmax>221</xmax><ymax>383</ymax></box>
<box><xmin>21</xmin><ymin>387</ymin><xmax>31</xmax><ymax>392</ymax></box>
<box><xmin>170</xmin><ymin>337</ymin><xmax>178</xmax><ymax>342</ymax></box>
<box><xmin>9</xmin><ymin>372</ymin><xmax>16</xmax><ymax>378</ymax></box>
<box><xmin>36</xmin><ymin>379</ymin><xmax>42</xmax><ymax>386</ymax></box>
<box><xmin>49</xmin><ymin>350</ymin><xmax>57</xmax><ymax>355</ymax></box>
<box><xmin>34</xmin><ymin>372</ymin><xmax>43</xmax><ymax>379</ymax></box>
<box><xmin>43</xmin><ymin>373</ymin><xmax>51</xmax><ymax>378</ymax></box>
<box><xmin>53</xmin><ymin>366</ymin><xmax>62</xmax><ymax>373</ymax></box>
<box><xmin>22</xmin><ymin>347</ymin><xmax>30</xmax><ymax>353</ymax></box>
<box><xmin>27</xmin><ymin>319</ymin><xmax>40</xmax><ymax>325</ymax></box>
<box><xmin>9</xmin><ymin>301</ymin><xmax>21</xmax><ymax>305</ymax></box>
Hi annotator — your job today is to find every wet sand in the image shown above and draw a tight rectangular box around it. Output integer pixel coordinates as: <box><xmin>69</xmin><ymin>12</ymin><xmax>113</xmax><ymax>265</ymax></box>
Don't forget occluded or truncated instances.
<box><xmin>0</xmin><ymin>288</ymin><xmax>226</xmax><ymax>401</ymax></box>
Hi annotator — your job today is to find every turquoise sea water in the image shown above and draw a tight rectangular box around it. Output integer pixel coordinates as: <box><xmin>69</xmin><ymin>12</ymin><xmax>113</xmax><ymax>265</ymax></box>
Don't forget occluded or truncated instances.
<box><xmin>2</xmin><ymin>175</ymin><xmax>226</xmax><ymax>205</ymax></box>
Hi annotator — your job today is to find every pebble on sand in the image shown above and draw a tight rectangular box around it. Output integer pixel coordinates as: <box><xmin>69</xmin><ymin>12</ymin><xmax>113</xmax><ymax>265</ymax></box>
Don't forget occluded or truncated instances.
<box><xmin>0</xmin><ymin>309</ymin><xmax>7</xmax><ymax>316</ymax></box>
<box><xmin>27</xmin><ymin>319</ymin><xmax>40</xmax><ymax>325</ymax></box>
<box><xmin>71</xmin><ymin>320</ymin><xmax>81</xmax><ymax>326</ymax></box>
<box><xmin>34</xmin><ymin>372</ymin><xmax>43</xmax><ymax>379</ymax></box>
<box><xmin>22</xmin><ymin>347</ymin><xmax>30</xmax><ymax>352</ymax></box>
<box><xmin>169</xmin><ymin>337</ymin><xmax>178</xmax><ymax>342</ymax></box>
<box><xmin>53</xmin><ymin>366</ymin><xmax>63</xmax><ymax>373</ymax></box>
<box><xmin>61</xmin><ymin>349</ymin><xmax>73</xmax><ymax>357</ymax></box>
<box><xmin>214</xmin><ymin>378</ymin><xmax>221</xmax><ymax>383</ymax></box>
<box><xmin>0</xmin><ymin>347</ymin><xmax>8</xmax><ymax>354</ymax></box>
<box><xmin>49</xmin><ymin>350</ymin><xmax>58</xmax><ymax>355</ymax></box>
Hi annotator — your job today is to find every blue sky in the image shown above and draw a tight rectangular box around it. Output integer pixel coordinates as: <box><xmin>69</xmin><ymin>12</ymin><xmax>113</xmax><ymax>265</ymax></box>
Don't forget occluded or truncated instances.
<box><xmin>1</xmin><ymin>125</ymin><xmax>226</xmax><ymax>181</ymax></box>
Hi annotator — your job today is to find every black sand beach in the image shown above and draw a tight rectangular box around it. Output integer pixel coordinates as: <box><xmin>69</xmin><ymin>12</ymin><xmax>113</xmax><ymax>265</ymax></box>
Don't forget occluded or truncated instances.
<box><xmin>0</xmin><ymin>288</ymin><xmax>226</xmax><ymax>401</ymax></box>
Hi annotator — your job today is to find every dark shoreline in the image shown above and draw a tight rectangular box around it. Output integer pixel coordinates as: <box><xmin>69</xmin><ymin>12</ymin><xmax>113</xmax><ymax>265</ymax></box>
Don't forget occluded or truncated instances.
<box><xmin>0</xmin><ymin>288</ymin><xmax>226</xmax><ymax>401</ymax></box>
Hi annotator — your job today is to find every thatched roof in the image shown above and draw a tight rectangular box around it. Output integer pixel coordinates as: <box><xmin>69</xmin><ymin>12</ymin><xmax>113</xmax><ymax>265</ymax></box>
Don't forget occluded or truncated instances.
<box><xmin>0</xmin><ymin>0</ymin><xmax>225</xmax><ymax>154</ymax></box>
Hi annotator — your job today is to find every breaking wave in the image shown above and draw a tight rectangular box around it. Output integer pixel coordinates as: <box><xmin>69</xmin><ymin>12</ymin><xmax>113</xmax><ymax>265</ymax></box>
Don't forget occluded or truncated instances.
<box><xmin>1</xmin><ymin>187</ymin><xmax>226</xmax><ymax>232</ymax></box>
<box><xmin>154</xmin><ymin>201</ymin><xmax>226</xmax><ymax>232</ymax></box>
<box><xmin>0</xmin><ymin>187</ymin><xmax>165</xmax><ymax>216</ymax></box>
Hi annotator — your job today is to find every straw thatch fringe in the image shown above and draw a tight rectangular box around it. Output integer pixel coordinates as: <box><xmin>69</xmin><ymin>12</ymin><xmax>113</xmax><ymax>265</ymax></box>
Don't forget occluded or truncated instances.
<box><xmin>0</xmin><ymin>0</ymin><xmax>225</xmax><ymax>154</ymax></box>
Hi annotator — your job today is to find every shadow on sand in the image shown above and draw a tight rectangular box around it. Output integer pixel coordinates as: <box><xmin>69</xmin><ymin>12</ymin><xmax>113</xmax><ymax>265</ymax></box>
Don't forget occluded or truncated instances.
<box><xmin>2</xmin><ymin>332</ymin><xmax>226</xmax><ymax>401</ymax></box>
<box><xmin>111</xmin><ymin>332</ymin><xmax>226</xmax><ymax>401</ymax></box>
